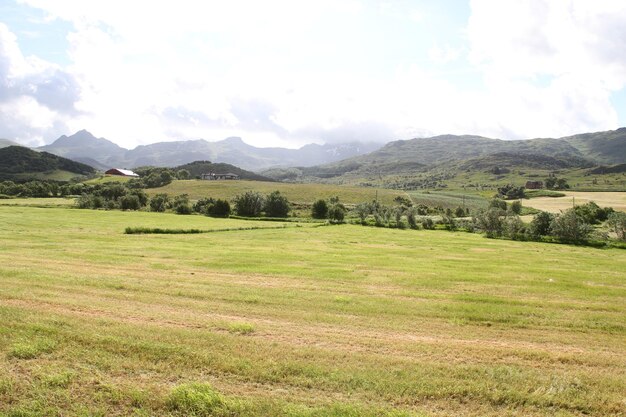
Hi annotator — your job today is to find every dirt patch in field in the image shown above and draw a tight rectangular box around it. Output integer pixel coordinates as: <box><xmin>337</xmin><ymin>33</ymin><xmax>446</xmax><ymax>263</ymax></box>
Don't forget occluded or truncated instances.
<box><xmin>523</xmin><ymin>191</ymin><xmax>626</xmax><ymax>213</ymax></box>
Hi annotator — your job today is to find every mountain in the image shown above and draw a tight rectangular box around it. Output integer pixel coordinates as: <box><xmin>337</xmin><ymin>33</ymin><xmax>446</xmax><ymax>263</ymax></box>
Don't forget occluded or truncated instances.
<box><xmin>38</xmin><ymin>130</ymin><xmax>126</xmax><ymax>167</ymax></box>
<box><xmin>0</xmin><ymin>146</ymin><xmax>96</xmax><ymax>181</ymax></box>
<box><xmin>175</xmin><ymin>160</ymin><xmax>273</xmax><ymax>181</ymax></box>
<box><xmin>561</xmin><ymin>127</ymin><xmax>626</xmax><ymax>165</ymax></box>
<box><xmin>265</xmin><ymin>128</ymin><xmax>626</xmax><ymax>183</ymax></box>
<box><xmin>39</xmin><ymin>131</ymin><xmax>382</xmax><ymax>171</ymax></box>
<box><xmin>0</xmin><ymin>139</ymin><xmax>20</xmax><ymax>149</ymax></box>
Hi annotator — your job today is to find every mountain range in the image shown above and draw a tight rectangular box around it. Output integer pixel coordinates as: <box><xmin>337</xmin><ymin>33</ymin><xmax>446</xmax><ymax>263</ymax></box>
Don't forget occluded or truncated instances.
<box><xmin>261</xmin><ymin>128</ymin><xmax>626</xmax><ymax>182</ymax></box>
<box><xmin>37</xmin><ymin>130</ymin><xmax>382</xmax><ymax>172</ymax></box>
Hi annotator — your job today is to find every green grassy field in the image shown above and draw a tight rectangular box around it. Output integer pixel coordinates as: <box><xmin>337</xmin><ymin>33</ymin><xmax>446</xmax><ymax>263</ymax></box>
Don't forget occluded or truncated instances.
<box><xmin>147</xmin><ymin>180</ymin><xmax>406</xmax><ymax>206</ymax></box>
<box><xmin>1</xmin><ymin>205</ymin><xmax>625</xmax><ymax>416</ymax></box>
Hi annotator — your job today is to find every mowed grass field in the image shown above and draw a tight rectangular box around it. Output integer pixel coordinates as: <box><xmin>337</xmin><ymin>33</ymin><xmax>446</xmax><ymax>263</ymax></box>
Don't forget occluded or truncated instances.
<box><xmin>148</xmin><ymin>180</ymin><xmax>406</xmax><ymax>206</ymax></box>
<box><xmin>0</xmin><ymin>205</ymin><xmax>625</xmax><ymax>416</ymax></box>
<box><xmin>524</xmin><ymin>191</ymin><xmax>626</xmax><ymax>213</ymax></box>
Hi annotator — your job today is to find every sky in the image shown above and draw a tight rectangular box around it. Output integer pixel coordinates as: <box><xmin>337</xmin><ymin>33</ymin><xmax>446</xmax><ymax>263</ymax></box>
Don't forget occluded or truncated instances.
<box><xmin>1</xmin><ymin>0</ymin><xmax>625</xmax><ymax>149</ymax></box>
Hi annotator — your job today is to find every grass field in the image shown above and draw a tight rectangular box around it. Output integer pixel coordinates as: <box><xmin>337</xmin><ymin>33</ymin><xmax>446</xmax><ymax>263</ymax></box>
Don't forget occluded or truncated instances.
<box><xmin>1</xmin><ymin>205</ymin><xmax>625</xmax><ymax>416</ymax></box>
<box><xmin>147</xmin><ymin>180</ymin><xmax>407</xmax><ymax>206</ymax></box>
<box><xmin>523</xmin><ymin>191</ymin><xmax>626</xmax><ymax>213</ymax></box>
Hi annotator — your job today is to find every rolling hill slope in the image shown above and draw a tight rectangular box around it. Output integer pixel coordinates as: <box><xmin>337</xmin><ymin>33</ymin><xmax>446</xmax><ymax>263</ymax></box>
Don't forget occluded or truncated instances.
<box><xmin>0</xmin><ymin>146</ymin><xmax>96</xmax><ymax>181</ymax></box>
<box><xmin>268</xmin><ymin>128</ymin><xmax>626</xmax><ymax>184</ymax></box>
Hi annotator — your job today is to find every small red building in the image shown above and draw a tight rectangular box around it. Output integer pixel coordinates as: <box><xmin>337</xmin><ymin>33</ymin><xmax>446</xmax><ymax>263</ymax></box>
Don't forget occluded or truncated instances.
<box><xmin>525</xmin><ymin>180</ymin><xmax>543</xmax><ymax>189</ymax></box>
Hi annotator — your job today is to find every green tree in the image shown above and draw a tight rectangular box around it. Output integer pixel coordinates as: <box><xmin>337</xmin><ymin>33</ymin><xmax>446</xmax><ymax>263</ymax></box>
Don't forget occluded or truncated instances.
<box><xmin>474</xmin><ymin>208</ymin><xmax>504</xmax><ymax>238</ymax></box>
<box><xmin>574</xmin><ymin>201</ymin><xmax>613</xmax><ymax>224</ymax></box>
<box><xmin>504</xmin><ymin>215</ymin><xmax>525</xmax><ymax>240</ymax></box>
<box><xmin>176</xmin><ymin>169</ymin><xmax>190</xmax><ymax>180</ymax></box>
<box><xmin>549</xmin><ymin>209</ymin><xmax>592</xmax><ymax>242</ymax></box>
<box><xmin>208</xmin><ymin>199</ymin><xmax>231</xmax><ymax>217</ymax></box>
<box><xmin>264</xmin><ymin>191</ymin><xmax>290</xmax><ymax>217</ymax></box>
<box><xmin>328</xmin><ymin>203</ymin><xmax>346</xmax><ymax>223</ymax></box>
<box><xmin>120</xmin><ymin>194</ymin><xmax>141</xmax><ymax>210</ymax></box>
<box><xmin>607</xmin><ymin>212</ymin><xmax>626</xmax><ymax>241</ymax></box>
<box><xmin>150</xmin><ymin>193</ymin><xmax>170</xmax><ymax>212</ymax></box>
<box><xmin>173</xmin><ymin>194</ymin><xmax>192</xmax><ymax>215</ymax></box>
<box><xmin>233</xmin><ymin>191</ymin><xmax>264</xmax><ymax>217</ymax></box>
<box><xmin>497</xmin><ymin>184</ymin><xmax>525</xmax><ymax>199</ymax></box>
<box><xmin>488</xmin><ymin>198</ymin><xmax>507</xmax><ymax>211</ymax></box>
<box><xmin>311</xmin><ymin>199</ymin><xmax>329</xmax><ymax>219</ymax></box>
<box><xmin>193</xmin><ymin>197</ymin><xmax>216</xmax><ymax>214</ymax></box>
<box><xmin>510</xmin><ymin>200</ymin><xmax>522</xmax><ymax>215</ymax></box>
<box><xmin>529</xmin><ymin>211</ymin><xmax>554</xmax><ymax>238</ymax></box>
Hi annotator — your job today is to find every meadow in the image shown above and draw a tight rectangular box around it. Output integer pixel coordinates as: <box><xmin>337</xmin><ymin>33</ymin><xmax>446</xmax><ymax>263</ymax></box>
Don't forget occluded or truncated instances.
<box><xmin>147</xmin><ymin>180</ymin><xmax>406</xmax><ymax>206</ymax></box>
<box><xmin>0</xmin><ymin>203</ymin><xmax>625</xmax><ymax>416</ymax></box>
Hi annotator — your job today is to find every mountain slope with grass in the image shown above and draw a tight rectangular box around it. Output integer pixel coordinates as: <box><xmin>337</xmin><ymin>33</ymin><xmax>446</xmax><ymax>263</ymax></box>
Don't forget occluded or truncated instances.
<box><xmin>175</xmin><ymin>160</ymin><xmax>273</xmax><ymax>181</ymax></box>
<box><xmin>267</xmin><ymin>128</ymin><xmax>624</xmax><ymax>185</ymax></box>
<box><xmin>0</xmin><ymin>146</ymin><xmax>96</xmax><ymax>181</ymax></box>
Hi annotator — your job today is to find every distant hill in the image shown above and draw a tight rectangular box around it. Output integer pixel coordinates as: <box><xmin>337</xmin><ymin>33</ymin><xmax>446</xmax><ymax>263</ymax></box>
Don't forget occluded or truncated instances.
<box><xmin>561</xmin><ymin>127</ymin><xmax>626</xmax><ymax>165</ymax></box>
<box><xmin>38</xmin><ymin>130</ymin><xmax>382</xmax><ymax>171</ymax></box>
<box><xmin>175</xmin><ymin>160</ymin><xmax>273</xmax><ymax>181</ymax></box>
<box><xmin>274</xmin><ymin>128</ymin><xmax>626</xmax><ymax>182</ymax></box>
<box><xmin>0</xmin><ymin>146</ymin><xmax>96</xmax><ymax>181</ymax></box>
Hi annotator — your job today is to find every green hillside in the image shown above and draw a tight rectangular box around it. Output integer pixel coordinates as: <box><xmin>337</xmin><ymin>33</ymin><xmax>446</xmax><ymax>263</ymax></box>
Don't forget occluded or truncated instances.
<box><xmin>0</xmin><ymin>146</ymin><xmax>96</xmax><ymax>181</ymax></box>
<box><xmin>175</xmin><ymin>160</ymin><xmax>272</xmax><ymax>181</ymax></box>
<box><xmin>562</xmin><ymin>127</ymin><xmax>626</xmax><ymax>165</ymax></box>
<box><xmin>263</xmin><ymin>128</ymin><xmax>626</xmax><ymax>192</ymax></box>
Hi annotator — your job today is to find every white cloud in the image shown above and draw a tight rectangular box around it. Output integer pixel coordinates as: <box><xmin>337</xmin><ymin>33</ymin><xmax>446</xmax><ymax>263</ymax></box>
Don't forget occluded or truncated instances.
<box><xmin>0</xmin><ymin>23</ymin><xmax>77</xmax><ymax>145</ymax></box>
<box><xmin>2</xmin><ymin>0</ymin><xmax>626</xmax><ymax>149</ymax></box>
<box><xmin>466</xmin><ymin>0</ymin><xmax>626</xmax><ymax>138</ymax></box>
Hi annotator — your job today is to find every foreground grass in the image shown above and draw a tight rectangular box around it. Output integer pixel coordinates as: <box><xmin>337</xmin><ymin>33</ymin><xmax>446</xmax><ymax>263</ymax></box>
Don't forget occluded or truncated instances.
<box><xmin>0</xmin><ymin>205</ymin><xmax>625</xmax><ymax>416</ymax></box>
<box><xmin>147</xmin><ymin>179</ymin><xmax>406</xmax><ymax>205</ymax></box>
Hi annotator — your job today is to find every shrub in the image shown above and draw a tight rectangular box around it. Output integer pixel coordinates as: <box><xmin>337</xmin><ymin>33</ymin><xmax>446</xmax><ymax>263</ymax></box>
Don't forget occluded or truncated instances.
<box><xmin>311</xmin><ymin>199</ymin><xmax>329</xmax><ymax>219</ymax></box>
<box><xmin>173</xmin><ymin>194</ymin><xmax>192</xmax><ymax>215</ymax></box>
<box><xmin>529</xmin><ymin>211</ymin><xmax>554</xmax><ymax>238</ymax></box>
<box><xmin>167</xmin><ymin>383</ymin><xmax>225</xmax><ymax>416</ymax></box>
<box><xmin>504</xmin><ymin>215</ymin><xmax>526</xmax><ymax>240</ymax></box>
<box><xmin>574</xmin><ymin>201</ymin><xmax>613</xmax><ymax>224</ymax></box>
<box><xmin>328</xmin><ymin>203</ymin><xmax>346</xmax><ymax>223</ymax></box>
<box><xmin>233</xmin><ymin>191</ymin><xmax>264</xmax><ymax>217</ymax></box>
<box><xmin>546</xmin><ymin>176</ymin><xmax>570</xmax><ymax>190</ymax></box>
<box><xmin>497</xmin><ymin>184</ymin><xmax>525</xmax><ymax>199</ymax></box>
<box><xmin>129</xmin><ymin>189</ymin><xmax>148</xmax><ymax>207</ymax></box>
<box><xmin>422</xmin><ymin>218</ymin><xmax>435</xmax><ymax>230</ymax></box>
<box><xmin>406</xmin><ymin>210</ymin><xmax>418</xmax><ymax>229</ymax></box>
<box><xmin>120</xmin><ymin>194</ymin><xmax>141</xmax><ymax>211</ymax></box>
<box><xmin>510</xmin><ymin>200</ymin><xmax>522</xmax><ymax>215</ymax></box>
<box><xmin>208</xmin><ymin>199</ymin><xmax>231</xmax><ymax>217</ymax></box>
<box><xmin>549</xmin><ymin>209</ymin><xmax>592</xmax><ymax>242</ymax></box>
<box><xmin>441</xmin><ymin>214</ymin><xmax>457</xmax><ymax>231</ymax></box>
<box><xmin>176</xmin><ymin>169</ymin><xmax>190</xmax><ymax>180</ymax></box>
<box><xmin>488</xmin><ymin>198</ymin><xmax>507</xmax><ymax>211</ymax></box>
<box><xmin>607</xmin><ymin>212</ymin><xmax>626</xmax><ymax>241</ymax></box>
<box><xmin>454</xmin><ymin>206</ymin><xmax>466</xmax><ymax>217</ymax></box>
<box><xmin>193</xmin><ymin>197</ymin><xmax>217</xmax><ymax>214</ymax></box>
<box><xmin>264</xmin><ymin>191</ymin><xmax>290</xmax><ymax>217</ymax></box>
<box><xmin>474</xmin><ymin>208</ymin><xmax>504</xmax><ymax>238</ymax></box>
<box><xmin>150</xmin><ymin>193</ymin><xmax>170</xmax><ymax>212</ymax></box>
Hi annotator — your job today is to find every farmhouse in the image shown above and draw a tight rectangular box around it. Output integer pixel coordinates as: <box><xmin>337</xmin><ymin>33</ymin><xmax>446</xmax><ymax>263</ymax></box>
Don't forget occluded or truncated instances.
<box><xmin>525</xmin><ymin>180</ymin><xmax>543</xmax><ymax>189</ymax></box>
<box><xmin>105</xmin><ymin>168</ymin><xmax>139</xmax><ymax>177</ymax></box>
<box><xmin>201</xmin><ymin>172</ymin><xmax>240</xmax><ymax>180</ymax></box>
